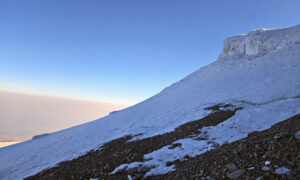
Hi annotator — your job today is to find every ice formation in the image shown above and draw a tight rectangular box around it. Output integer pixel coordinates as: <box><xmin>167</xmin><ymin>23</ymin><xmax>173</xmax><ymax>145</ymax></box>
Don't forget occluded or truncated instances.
<box><xmin>220</xmin><ymin>25</ymin><xmax>300</xmax><ymax>59</ymax></box>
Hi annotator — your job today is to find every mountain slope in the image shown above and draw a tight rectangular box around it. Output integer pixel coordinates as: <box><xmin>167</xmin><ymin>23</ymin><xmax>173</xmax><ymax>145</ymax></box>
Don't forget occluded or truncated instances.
<box><xmin>1</xmin><ymin>25</ymin><xmax>300</xmax><ymax>180</ymax></box>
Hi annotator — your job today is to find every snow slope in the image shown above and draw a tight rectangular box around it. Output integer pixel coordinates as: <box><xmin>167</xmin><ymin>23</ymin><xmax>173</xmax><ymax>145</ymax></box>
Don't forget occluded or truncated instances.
<box><xmin>1</xmin><ymin>25</ymin><xmax>300</xmax><ymax>179</ymax></box>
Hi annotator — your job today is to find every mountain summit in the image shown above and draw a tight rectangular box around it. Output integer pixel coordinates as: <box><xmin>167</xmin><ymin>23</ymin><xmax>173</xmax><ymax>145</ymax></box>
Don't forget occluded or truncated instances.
<box><xmin>1</xmin><ymin>25</ymin><xmax>300</xmax><ymax>180</ymax></box>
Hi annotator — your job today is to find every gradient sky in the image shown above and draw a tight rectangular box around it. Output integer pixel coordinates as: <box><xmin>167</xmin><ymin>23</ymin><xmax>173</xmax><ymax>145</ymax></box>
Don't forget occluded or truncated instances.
<box><xmin>1</xmin><ymin>0</ymin><xmax>300</xmax><ymax>104</ymax></box>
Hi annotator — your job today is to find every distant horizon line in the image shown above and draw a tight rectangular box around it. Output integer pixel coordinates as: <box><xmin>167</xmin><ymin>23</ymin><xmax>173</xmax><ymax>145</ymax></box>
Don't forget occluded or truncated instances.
<box><xmin>0</xmin><ymin>89</ymin><xmax>132</xmax><ymax>106</ymax></box>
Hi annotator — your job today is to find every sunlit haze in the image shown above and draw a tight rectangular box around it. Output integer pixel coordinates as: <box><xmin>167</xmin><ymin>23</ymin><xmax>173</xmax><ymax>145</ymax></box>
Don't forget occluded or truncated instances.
<box><xmin>0</xmin><ymin>91</ymin><xmax>127</xmax><ymax>143</ymax></box>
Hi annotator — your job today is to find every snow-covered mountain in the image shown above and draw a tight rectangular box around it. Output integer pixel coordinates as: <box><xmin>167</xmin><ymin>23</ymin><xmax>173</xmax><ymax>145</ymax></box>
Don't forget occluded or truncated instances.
<box><xmin>1</xmin><ymin>25</ymin><xmax>300</xmax><ymax>180</ymax></box>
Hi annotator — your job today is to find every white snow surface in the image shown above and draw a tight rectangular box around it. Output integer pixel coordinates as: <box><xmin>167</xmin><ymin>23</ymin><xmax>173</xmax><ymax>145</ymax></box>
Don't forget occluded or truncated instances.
<box><xmin>1</xmin><ymin>25</ymin><xmax>300</xmax><ymax>179</ymax></box>
<box><xmin>112</xmin><ymin>98</ymin><xmax>300</xmax><ymax>176</ymax></box>
<box><xmin>275</xmin><ymin>166</ymin><xmax>291</xmax><ymax>175</ymax></box>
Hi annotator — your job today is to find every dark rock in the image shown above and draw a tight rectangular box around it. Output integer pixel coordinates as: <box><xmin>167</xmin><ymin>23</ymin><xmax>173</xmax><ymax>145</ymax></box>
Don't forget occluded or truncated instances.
<box><xmin>236</xmin><ymin>143</ymin><xmax>244</xmax><ymax>153</ymax></box>
<box><xmin>255</xmin><ymin>176</ymin><xmax>263</xmax><ymax>180</ymax></box>
<box><xmin>225</xmin><ymin>163</ymin><xmax>237</xmax><ymax>172</ymax></box>
<box><xmin>226</xmin><ymin>169</ymin><xmax>245</xmax><ymax>179</ymax></box>
<box><xmin>127</xmin><ymin>167</ymin><xmax>138</xmax><ymax>174</ymax></box>
<box><xmin>103</xmin><ymin>163</ymin><xmax>110</xmax><ymax>170</ymax></box>
<box><xmin>32</xmin><ymin>133</ymin><xmax>49</xmax><ymax>140</ymax></box>
<box><xmin>166</xmin><ymin>161</ymin><xmax>173</xmax><ymax>167</ymax></box>
<box><xmin>168</xmin><ymin>143</ymin><xmax>182</xmax><ymax>149</ymax></box>
<box><xmin>137</xmin><ymin>165</ymin><xmax>154</xmax><ymax>173</ymax></box>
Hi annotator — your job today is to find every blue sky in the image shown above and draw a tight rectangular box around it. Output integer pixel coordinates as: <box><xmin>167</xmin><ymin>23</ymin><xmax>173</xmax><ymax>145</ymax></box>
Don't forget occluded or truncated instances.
<box><xmin>1</xmin><ymin>0</ymin><xmax>300</xmax><ymax>104</ymax></box>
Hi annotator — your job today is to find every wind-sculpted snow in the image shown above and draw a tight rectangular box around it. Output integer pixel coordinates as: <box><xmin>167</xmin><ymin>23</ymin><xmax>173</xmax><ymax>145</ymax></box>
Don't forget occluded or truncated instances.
<box><xmin>0</xmin><ymin>25</ymin><xmax>300</xmax><ymax>180</ymax></box>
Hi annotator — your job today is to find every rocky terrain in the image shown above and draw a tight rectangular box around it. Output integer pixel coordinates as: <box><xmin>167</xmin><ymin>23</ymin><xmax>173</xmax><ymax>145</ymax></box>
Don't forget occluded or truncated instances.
<box><xmin>26</xmin><ymin>106</ymin><xmax>300</xmax><ymax>180</ymax></box>
<box><xmin>155</xmin><ymin>114</ymin><xmax>300</xmax><ymax>180</ymax></box>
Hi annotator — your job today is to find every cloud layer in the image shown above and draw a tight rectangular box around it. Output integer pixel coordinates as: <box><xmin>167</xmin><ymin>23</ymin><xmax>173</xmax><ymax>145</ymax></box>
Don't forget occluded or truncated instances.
<box><xmin>0</xmin><ymin>91</ymin><xmax>127</xmax><ymax>142</ymax></box>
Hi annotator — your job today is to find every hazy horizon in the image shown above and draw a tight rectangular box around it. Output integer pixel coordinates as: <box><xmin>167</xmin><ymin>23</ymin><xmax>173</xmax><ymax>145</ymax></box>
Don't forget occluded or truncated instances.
<box><xmin>0</xmin><ymin>90</ymin><xmax>128</xmax><ymax>144</ymax></box>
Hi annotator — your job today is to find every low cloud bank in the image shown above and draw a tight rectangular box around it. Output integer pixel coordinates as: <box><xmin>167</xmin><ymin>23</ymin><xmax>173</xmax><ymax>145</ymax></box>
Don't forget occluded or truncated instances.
<box><xmin>0</xmin><ymin>91</ymin><xmax>127</xmax><ymax>143</ymax></box>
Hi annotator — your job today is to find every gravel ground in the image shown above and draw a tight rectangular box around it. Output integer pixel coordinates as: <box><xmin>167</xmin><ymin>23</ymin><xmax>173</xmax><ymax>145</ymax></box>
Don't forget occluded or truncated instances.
<box><xmin>25</xmin><ymin>105</ymin><xmax>300</xmax><ymax>180</ymax></box>
<box><xmin>154</xmin><ymin>114</ymin><xmax>300</xmax><ymax>180</ymax></box>
<box><xmin>25</xmin><ymin>104</ymin><xmax>238</xmax><ymax>180</ymax></box>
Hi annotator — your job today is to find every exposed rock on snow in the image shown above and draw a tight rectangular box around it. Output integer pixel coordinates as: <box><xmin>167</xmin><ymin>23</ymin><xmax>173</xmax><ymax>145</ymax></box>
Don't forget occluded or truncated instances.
<box><xmin>32</xmin><ymin>133</ymin><xmax>49</xmax><ymax>140</ymax></box>
<box><xmin>26</xmin><ymin>106</ymin><xmax>239</xmax><ymax>180</ymax></box>
<box><xmin>220</xmin><ymin>25</ymin><xmax>300</xmax><ymax>60</ymax></box>
<box><xmin>27</xmin><ymin>113</ymin><xmax>300</xmax><ymax>179</ymax></box>
<box><xmin>111</xmin><ymin>98</ymin><xmax>300</xmax><ymax>177</ymax></box>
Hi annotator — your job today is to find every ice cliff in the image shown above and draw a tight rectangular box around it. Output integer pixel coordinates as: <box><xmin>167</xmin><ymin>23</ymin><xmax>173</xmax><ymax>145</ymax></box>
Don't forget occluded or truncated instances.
<box><xmin>219</xmin><ymin>25</ymin><xmax>300</xmax><ymax>60</ymax></box>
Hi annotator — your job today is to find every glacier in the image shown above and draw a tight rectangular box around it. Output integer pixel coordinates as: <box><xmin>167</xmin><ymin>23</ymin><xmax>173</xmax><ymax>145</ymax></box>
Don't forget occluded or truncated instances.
<box><xmin>220</xmin><ymin>25</ymin><xmax>300</xmax><ymax>59</ymax></box>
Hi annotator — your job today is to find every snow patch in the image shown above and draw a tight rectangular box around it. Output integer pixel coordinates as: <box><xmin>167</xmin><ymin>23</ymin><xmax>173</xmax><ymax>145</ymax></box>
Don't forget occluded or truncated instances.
<box><xmin>275</xmin><ymin>166</ymin><xmax>291</xmax><ymax>175</ymax></box>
